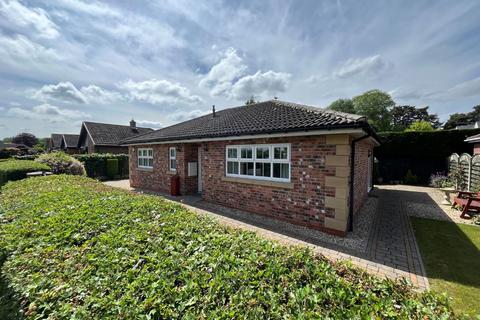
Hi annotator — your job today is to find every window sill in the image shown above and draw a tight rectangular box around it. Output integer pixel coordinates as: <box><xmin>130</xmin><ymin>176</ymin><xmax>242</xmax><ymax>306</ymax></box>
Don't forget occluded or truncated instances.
<box><xmin>137</xmin><ymin>167</ymin><xmax>153</xmax><ymax>172</ymax></box>
<box><xmin>221</xmin><ymin>176</ymin><xmax>294</xmax><ymax>189</ymax></box>
<box><xmin>167</xmin><ymin>170</ymin><xmax>177</xmax><ymax>175</ymax></box>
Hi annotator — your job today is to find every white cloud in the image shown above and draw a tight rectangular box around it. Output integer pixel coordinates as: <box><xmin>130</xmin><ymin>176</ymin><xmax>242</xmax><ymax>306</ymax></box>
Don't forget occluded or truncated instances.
<box><xmin>8</xmin><ymin>103</ymin><xmax>90</xmax><ymax>123</ymax></box>
<box><xmin>169</xmin><ymin>109</ymin><xmax>207</xmax><ymax>122</ymax></box>
<box><xmin>334</xmin><ymin>55</ymin><xmax>389</xmax><ymax>79</ymax></box>
<box><xmin>199</xmin><ymin>48</ymin><xmax>247</xmax><ymax>96</ymax></box>
<box><xmin>442</xmin><ymin>77</ymin><xmax>480</xmax><ymax>99</ymax></box>
<box><xmin>32</xmin><ymin>82</ymin><xmax>123</xmax><ymax>104</ymax></box>
<box><xmin>80</xmin><ymin>85</ymin><xmax>123</xmax><ymax>104</ymax></box>
<box><xmin>0</xmin><ymin>0</ymin><xmax>59</xmax><ymax>39</ymax></box>
<box><xmin>136</xmin><ymin>120</ymin><xmax>162</xmax><ymax>129</ymax></box>
<box><xmin>0</xmin><ymin>34</ymin><xmax>60</xmax><ymax>63</ymax></box>
<box><xmin>200</xmin><ymin>48</ymin><xmax>291</xmax><ymax>100</ymax></box>
<box><xmin>52</xmin><ymin>0</ymin><xmax>119</xmax><ymax>17</ymax></box>
<box><xmin>33</xmin><ymin>81</ymin><xmax>87</xmax><ymax>104</ymax></box>
<box><xmin>120</xmin><ymin>79</ymin><xmax>202</xmax><ymax>105</ymax></box>
<box><xmin>389</xmin><ymin>87</ymin><xmax>425</xmax><ymax>101</ymax></box>
<box><xmin>231</xmin><ymin>70</ymin><xmax>291</xmax><ymax>101</ymax></box>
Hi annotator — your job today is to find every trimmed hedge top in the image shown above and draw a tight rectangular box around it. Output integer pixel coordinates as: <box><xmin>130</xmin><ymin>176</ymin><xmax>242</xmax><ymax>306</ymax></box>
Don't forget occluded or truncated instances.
<box><xmin>376</xmin><ymin>128</ymin><xmax>480</xmax><ymax>158</ymax></box>
<box><xmin>0</xmin><ymin>160</ymin><xmax>50</xmax><ymax>186</ymax></box>
<box><xmin>0</xmin><ymin>176</ymin><xmax>454</xmax><ymax>319</ymax></box>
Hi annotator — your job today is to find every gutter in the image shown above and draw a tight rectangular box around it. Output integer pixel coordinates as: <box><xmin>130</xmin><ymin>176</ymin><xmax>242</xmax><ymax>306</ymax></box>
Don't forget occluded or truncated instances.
<box><xmin>348</xmin><ymin>133</ymin><xmax>371</xmax><ymax>232</ymax></box>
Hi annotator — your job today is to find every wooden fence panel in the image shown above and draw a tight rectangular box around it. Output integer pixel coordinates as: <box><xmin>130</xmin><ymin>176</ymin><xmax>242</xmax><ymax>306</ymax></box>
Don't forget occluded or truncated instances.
<box><xmin>471</xmin><ymin>155</ymin><xmax>480</xmax><ymax>191</ymax></box>
<box><xmin>459</xmin><ymin>153</ymin><xmax>472</xmax><ymax>190</ymax></box>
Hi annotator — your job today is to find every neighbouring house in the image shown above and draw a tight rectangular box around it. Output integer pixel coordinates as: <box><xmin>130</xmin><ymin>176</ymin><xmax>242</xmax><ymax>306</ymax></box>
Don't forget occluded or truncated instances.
<box><xmin>77</xmin><ymin>120</ymin><xmax>153</xmax><ymax>154</ymax></box>
<box><xmin>465</xmin><ymin>133</ymin><xmax>480</xmax><ymax>154</ymax></box>
<box><xmin>60</xmin><ymin>134</ymin><xmax>80</xmax><ymax>155</ymax></box>
<box><xmin>123</xmin><ymin>100</ymin><xmax>380</xmax><ymax>236</ymax></box>
<box><xmin>456</xmin><ymin>121</ymin><xmax>480</xmax><ymax>130</ymax></box>
<box><xmin>48</xmin><ymin>133</ymin><xmax>63</xmax><ymax>151</ymax></box>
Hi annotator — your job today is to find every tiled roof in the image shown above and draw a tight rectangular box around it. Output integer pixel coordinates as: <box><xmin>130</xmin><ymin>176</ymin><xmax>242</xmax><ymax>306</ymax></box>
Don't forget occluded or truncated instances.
<box><xmin>465</xmin><ymin>133</ymin><xmax>480</xmax><ymax>143</ymax></box>
<box><xmin>83</xmin><ymin>122</ymin><xmax>153</xmax><ymax>146</ymax></box>
<box><xmin>50</xmin><ymin>134</ymin><xmax>63</xmax><ymax>148</ymax></box>
<box><xmin>123</xmin><ymin>100</ymin><xmax>374</xmax><ymax>144</ymax></box>
<box><xmin>62</xmin><ymin>134</ymin><xmax>80</xmax><ymax>148</ymax></box>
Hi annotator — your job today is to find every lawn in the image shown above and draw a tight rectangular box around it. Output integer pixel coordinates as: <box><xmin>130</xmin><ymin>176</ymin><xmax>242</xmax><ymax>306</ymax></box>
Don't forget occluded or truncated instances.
<box><xmin>411</xmin><ymin>217</ymin><xmax>480</xmax><ymax>317</ymax></box>
<box><xmin>0</xmin><ymin>175</ymin><xmax>454</xmax><ymax>319</ymax></box>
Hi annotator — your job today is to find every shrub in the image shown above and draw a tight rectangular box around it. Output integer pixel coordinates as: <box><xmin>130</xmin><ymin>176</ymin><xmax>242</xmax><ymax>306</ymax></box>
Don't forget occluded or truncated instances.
<box><xmin>0</xmin><ymin>160</ymin><xmax>50</xmax><ymax>186</ymax></box>
<box><xmin>36</xmin><ymin>151</ymin><xmax>85</xmax><ymax>176</ymax></box>
<box><xmin>74</xmin><ymin>153</ymin><xmax>129</xmax><ymax>178</ymax></box>
<box><xmin>403</xmin><ymin>169</ymin><xmax>418</xmax><ymax>185</ymax></box>
<box><xmin>106</xmin><ymin>158</ymin><xmax>118</xmax><ymax>179</ymax></box>
<box><xmin>429</xmin><ymin>172</ymin><xmax>453</xmax><ymax>188</ymax></box>
<box><xmin>0</xmin><ymin>176</ymin><xmax>454</xmax><ymax>319</ymax></box>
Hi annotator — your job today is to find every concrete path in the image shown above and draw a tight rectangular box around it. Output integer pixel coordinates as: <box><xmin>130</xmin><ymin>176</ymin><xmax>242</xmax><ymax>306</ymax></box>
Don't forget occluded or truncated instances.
<box><xmin>104</xmin><ymin>180</ymin><xmax>430</xmax><ymax>290</ymax></box>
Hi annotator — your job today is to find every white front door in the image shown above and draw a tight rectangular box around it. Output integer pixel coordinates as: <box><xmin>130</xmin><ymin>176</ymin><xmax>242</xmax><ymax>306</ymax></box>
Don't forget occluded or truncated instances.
<box><xmin>197</xmin><ymin>147</ymin><xmax>202</xmax><ymax>193</ymax></box>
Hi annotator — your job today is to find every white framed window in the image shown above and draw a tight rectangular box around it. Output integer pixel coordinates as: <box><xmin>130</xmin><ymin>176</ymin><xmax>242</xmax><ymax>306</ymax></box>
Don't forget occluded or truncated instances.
<box><xmin>138</xmin><ymin>148</ymin><xmax>153</xmax><ymax>168</ymax></box>
<box><xmin>226</xmin><ymin>144</ymin><xmax>291</xmax><ymax>182</ymax></box>
<box><xmin>169</xmin><ymin>147</ymin><xmax>176</xmax><ymax>171</ymax></box>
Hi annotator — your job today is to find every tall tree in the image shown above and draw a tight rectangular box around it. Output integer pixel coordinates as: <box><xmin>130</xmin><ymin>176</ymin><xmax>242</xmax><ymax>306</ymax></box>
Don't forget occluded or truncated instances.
<box><xmin>390</xmin><ymin>105</ymin><xmax>440</xmax><ymax>131</ymax></box>
<box><xmin>352</xmin><ymin>90</ymin><xmax>394</xmax><ymax>131</ymax></box>
<box><xmin>245</xmin><ymin>96</ymin><xmax>257</xmax><ymax>105</ymax></box>
<box><xmin>327</xmin><ymin>98</ymin><xmax>355</xmax><ymax>114</ymax></box>
<box><xmin>12</xmin><ymin>132</ymin><xmax>38</xmax><ymax>147</ymax></box>
<box><xmin>404</xmin><ymin>121</ymin><xmax>434</xmax><ymax>132</ymax></box>
<box><xmin>443</xmin><ymin>105</ymin><xmax>480</xmax><ymax>129</ymax></box>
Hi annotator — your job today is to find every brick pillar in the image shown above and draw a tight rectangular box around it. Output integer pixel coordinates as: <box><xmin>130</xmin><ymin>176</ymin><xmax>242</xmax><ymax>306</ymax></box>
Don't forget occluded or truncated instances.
<box><xmin>323</xmin><ymin>134</ymin><xmax>350</xmax><ymax>234</ymax></box>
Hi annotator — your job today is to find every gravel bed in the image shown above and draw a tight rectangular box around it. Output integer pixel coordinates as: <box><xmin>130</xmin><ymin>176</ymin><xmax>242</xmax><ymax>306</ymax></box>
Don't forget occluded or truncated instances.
<box><xmin>196</xmin><ymin>196</ymin><xmax>378</xmax><ymax>254</ymax></box>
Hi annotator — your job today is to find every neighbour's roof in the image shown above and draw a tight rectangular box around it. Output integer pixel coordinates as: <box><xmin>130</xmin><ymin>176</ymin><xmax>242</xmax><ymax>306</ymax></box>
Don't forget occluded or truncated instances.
<box><xmin>465</xmin><ymin>133</ymin><xmax>480</xmax><ymax>143</ymax></box>
<box><xmin>82</xmin><ymin>121</ymin><xmax>153</xmax><ymax>146</ymax></box>
<box><xmin>50</xmin><ymin>134</ymin><xmax>63</xmax><ymax>147</ymax></box>
<box><xmin>123</xmin><ymin>100</ymin><xmax>376</xmax><ymax>144</ymax></box>
<box><xmin>62</xmin><ymin>134</ymin><xmax>80</xmax><ymax>148</ymax></box>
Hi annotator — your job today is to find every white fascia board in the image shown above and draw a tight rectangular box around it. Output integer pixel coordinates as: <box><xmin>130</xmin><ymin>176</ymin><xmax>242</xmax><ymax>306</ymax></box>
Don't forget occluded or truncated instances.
<box><xmin>123</xmin><ymin>128</ymin><xmax>365</xmax><ymax>146</ymax></box>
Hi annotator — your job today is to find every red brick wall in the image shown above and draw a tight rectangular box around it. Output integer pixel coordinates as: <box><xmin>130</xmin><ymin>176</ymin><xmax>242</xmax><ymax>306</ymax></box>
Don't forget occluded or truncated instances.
<box><xmin>352</xmin><ymin>139</ymin><xmax>374</xmax><ymax>215</ymax></box>
<box><xmin>474</xmin><ymin>143</ymin><xmax>480</xmax><ymax>155</ymax></box>
<box><xmin>201</xmin><ymin>136</ymin><xmax>339</xmax><ymax>233</ymax></box>
<box><xmin>128</xmin><ymin>134</ymin><xmax>374</xmax><ymax>235</ymax></box>
<box><xmin>129</xmin><ymin>144</ymin><xmax>200</xmax><ymax>194</ymax></box>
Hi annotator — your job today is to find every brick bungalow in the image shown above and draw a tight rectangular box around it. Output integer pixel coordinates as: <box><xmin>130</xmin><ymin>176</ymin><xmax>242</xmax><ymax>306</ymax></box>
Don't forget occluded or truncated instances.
<box><xmin>123</xmin><ymin>100</ymin><xmax>380</xmax><ymax>236</ymax></box>
<box><xmin>60</xmin><ymin>134</ymin><xmax>80</xmax><ymax>155</ymax></box>
<box><xmin>77</xmin><ymin>120</ymin><xmax>153</xmax><ymax>154</ymax></box>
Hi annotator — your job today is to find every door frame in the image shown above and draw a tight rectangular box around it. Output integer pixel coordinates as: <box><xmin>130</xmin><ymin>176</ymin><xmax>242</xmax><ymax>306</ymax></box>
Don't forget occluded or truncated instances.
<box><xmin>197</xmin><ymin>147</ymin><xmax>202</xmax><ymax>193</ymax></box>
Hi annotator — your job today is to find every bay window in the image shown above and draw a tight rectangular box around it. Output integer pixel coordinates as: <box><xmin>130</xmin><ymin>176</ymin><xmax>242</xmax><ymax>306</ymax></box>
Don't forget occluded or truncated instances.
<box><xmin>226</xmin><ymin>144</ymin><xmax>291</xmax><ymax>182</ymax></box>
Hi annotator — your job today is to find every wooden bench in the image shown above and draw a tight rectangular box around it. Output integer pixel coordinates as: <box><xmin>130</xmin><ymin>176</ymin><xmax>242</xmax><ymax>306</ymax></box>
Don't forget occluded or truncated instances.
<box><xmin>26</xmin><ymin>171</ymin><xmax>53</xmax><ymax>177</ymax></box>
<box><xmin>452</xmin><ymin>191</ymin><xmax>480</xmax><ymax>218</ymax></box>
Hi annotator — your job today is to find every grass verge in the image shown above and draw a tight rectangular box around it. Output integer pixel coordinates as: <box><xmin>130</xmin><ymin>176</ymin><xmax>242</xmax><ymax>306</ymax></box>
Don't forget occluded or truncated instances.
<box><xmin>0</xmin><ymin>175</ymin><xmax>454</xmax><ymax>319</ymax></box>
<box><xmin>411</xmin><ymin>216</ymin><xmax>480</xmax><ymax>317</ymax></box>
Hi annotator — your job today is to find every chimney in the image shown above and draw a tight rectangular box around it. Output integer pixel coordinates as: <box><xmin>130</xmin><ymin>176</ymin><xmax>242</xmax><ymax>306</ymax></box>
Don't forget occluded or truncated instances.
<box><xmin>130</xmin><ymin>118</ymin><xmax>136</xmax><ymax>128</ymax></box>
<box><xmin>212</xmin><ymin>105</ymin><xmax>216</xmax><ymax>117</ymax></box>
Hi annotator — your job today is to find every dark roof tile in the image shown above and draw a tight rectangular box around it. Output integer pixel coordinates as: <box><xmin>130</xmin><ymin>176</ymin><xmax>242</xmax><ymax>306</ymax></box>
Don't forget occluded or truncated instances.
<box><xmin>84</xmin><ymin>122</ymin><xmax>153</xmax><ymax>146</ymax></box>
<box><xmin>123</xmin><ymin>100</ymin><xmax>372</xmax><ymax>144</ymax></box>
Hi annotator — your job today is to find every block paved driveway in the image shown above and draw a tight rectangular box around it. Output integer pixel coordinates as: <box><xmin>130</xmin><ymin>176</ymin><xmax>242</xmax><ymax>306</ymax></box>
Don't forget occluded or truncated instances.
<box><xmin>105</xmin><ymin>180</ymin><xmax>432</xmax><ymax>291</ymax></box>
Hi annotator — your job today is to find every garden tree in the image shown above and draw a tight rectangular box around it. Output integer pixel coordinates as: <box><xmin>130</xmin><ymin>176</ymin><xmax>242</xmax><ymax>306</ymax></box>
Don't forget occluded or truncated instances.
<box><xmin>390</xmin><ymin>105</ymin><xmax>440</xmax><ymax>131</ymax></box>
<box><xmin>404</xmin><ymin>120</ymin><xmax>435</xmax><ymax>132</ymax></box>
<box><xmin>443</xmin><ymin>105</ymin><xmax>480</xmax><ymax>129</ymax></box>
<box><xmin>11</xmin><ymin>132</ymin><xmax>38</xmax><ymax>147</ymax></box>
<box><xmin>352</xmin><ymin>90</ymin><xmax>394</xmax><ymax>131</ymax></box>
<box><xmin>245</xmin><ymin>96</ymin><xmax>257</xmax><ymax>105</ymax></box>
<box><xmin>327</xmin><ymin>98</ymin><xmax>355</xmax><ymax>114</ymax></box>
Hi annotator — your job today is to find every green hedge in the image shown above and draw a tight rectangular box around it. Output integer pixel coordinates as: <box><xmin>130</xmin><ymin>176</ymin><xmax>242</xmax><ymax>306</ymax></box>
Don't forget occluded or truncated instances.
<box><xmin>106</xmin><ymin>158</ymin><xmax>118</xmax><ymax>179</ymax></box>
<box><xmin>0</xmin><ymin>176</ymin><xmax>454</xmax><ymax>318</ymax></box>
<box><xmin>74</xmin><ymin>153</ymin><xmax>128</xmax><ymax>179</ymax></box>
<box><xmin>375</xmin><ymin>129</ymin><xmax>480</xmax><ymax>184</ymax></box>
<box><xmin>0</xmin><ymin>160</ymin><xmax>50</xmax><ymax>186</ymax></box>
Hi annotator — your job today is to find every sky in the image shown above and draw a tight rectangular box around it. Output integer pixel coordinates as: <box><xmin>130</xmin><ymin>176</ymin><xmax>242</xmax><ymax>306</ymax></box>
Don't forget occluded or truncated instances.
<box><xmin>0</xmin><ymin>0</ymin><xmax>479</xmax><ymax>138</ymax></box>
